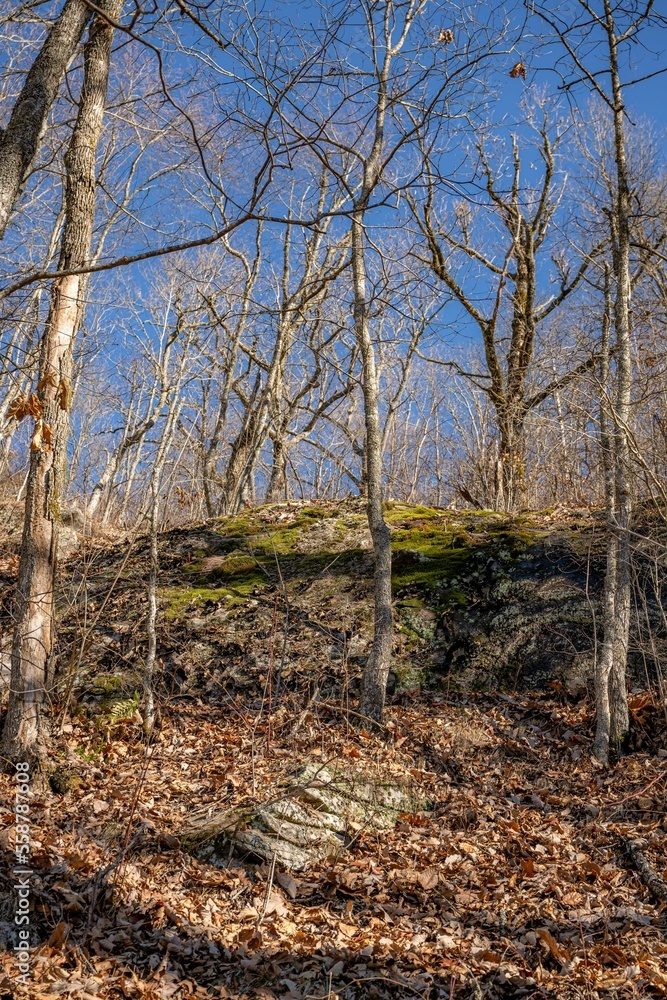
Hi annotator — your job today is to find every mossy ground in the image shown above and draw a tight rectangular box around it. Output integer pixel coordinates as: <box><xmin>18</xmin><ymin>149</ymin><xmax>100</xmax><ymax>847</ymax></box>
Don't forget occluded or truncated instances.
<box><xmin>165</xmin><ymin>502</ymin><xmax>555</xmax><ymax>622</ymax></box>
<box><xmin>137</xmin><ymin>500</ymin><xmax>615</xmax><ymax>702</ymax></box>
<box><xmin>23</xmin><ymin>498</ymin><xmax>628</xmax><ymax>722</ymax></box>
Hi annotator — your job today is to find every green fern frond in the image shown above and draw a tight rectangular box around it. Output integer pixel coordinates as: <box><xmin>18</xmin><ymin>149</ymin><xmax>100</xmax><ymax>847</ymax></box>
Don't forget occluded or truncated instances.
<box><xmin>103</xmin><ymin>691</ymin><xmax>140</xmax><ymax>725</ymax></box>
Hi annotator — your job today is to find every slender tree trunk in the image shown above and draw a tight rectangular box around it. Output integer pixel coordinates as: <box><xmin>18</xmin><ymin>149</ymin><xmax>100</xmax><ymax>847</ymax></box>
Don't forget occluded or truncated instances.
<box><xmin>113</xmin><ymin>438</ymin><xmax>146</xmax><ymax>524</ymax></box>
<box><xmin>202</xmin><ymin>372</ymin><xmax>242</xmax><ymax>515</ymax></box>
<box><xmin>594</xmin><ymin>263</ymin><xmax>616</xmax><ymax>763</ymax></box>
<box><xmin>266</xmin><ymin>433</ymin><xmax>288</xmax><ymax>502</ymax></box>
<box><xmin>202</xmin><ymin>258</ymin><xmax>258</xmax><ymax>518</ymax></box>
<box><xmin>86</xmin><ymin>443</ymin><xmax>123</xmax><ymax>519</ymax></box>
<box><xmin>202</xmin><ymin>356</ymin><xmax>240</xmax><ymax>518</ymax></box>
<box><xmin>0</xmin><ymin>0</ymin><xmax>92</xmax><ymax>241</ymax></box>
<box><xmin>87</xmin><ymin>328</ymin><xmax>180</xmax><ymax>522</ymax></box>
<box><xmin>352</xmin><ymin>207</ymin><xmax>393</xmax><ymax>724</ymax></box>
<box><xmin>2</xmin><ymin>3</ymin><xmax>120</xmax><ymax>768</ymax></box>
<box><xmin>221</xmin><ymin>376</ymin><xmax>268</xmax><ymax>514</ymax></box>
<box><xmin>143</xmin><ymin>399</ymin><xmax>180</xmax><ymax>737</ymax></box>
<box><xmin>222</xmin><ymin>418</ymin><xmax>263</xmax><ymax>514</ymax></box>
<box><xmin>143</xmin><ymin>487</ymin><xmax>159</xmax><ymax>737</ymax></box>
<box><xmin>605</xmin><ymin>0</ymin><xmax>631</xmax><ymax>753</ymax></box>
<box><xmin>203</xmin><ymin>435</ymin><xmax>221</xmax><ymax>517</ymax></box>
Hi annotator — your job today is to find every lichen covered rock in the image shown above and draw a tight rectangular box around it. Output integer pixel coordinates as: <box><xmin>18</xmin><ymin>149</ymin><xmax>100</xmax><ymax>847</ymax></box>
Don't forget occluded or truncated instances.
<box><xmin>180</xmin><ymin>762</ymin><xmax>427</xmax><ymax>870</ymax></box>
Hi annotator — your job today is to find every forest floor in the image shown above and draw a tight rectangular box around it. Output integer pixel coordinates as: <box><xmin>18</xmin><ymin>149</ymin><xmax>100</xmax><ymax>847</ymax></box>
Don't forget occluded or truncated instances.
<box><xmin>0</xmin><ymin>499</ymin><xmax>666</xmax><ymax>999</ymax></box>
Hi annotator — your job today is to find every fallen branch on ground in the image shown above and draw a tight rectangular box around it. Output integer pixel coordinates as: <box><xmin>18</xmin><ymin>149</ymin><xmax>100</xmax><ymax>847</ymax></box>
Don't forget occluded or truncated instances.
<box><xmin>622</xmin><ymin>840</ymin><xmax>667</xmax><ymax>903</ymax></box>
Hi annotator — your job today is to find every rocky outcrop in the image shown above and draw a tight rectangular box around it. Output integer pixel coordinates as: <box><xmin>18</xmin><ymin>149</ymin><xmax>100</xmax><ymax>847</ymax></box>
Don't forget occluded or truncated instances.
<box><xmin>180</xmin><ymin>762</ymin><xmax>427</xmax><ymax>870</ymax></box>
<box><xmin>426</xmin><ymin>533</ymin><xmax>600</xmax><ymax>693</ymax></box>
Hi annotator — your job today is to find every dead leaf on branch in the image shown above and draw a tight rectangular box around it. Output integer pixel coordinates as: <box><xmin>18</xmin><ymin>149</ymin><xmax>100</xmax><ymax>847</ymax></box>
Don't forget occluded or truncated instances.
<box><xmin>510</xmin><ymin>61</ymin><xmax>527</xmax><ymax>80</ymax></box>
<box><xmin>6</xmin><ymin>392</ymin><xmax>42</xmax><ymax>421</ymax></box>
<box><xmin>57</xmin><ymin>376</ymin><xmax>73</xmax><ymax>410</ymax></box>
<box><xmin>438</xmin><ymin>28</ymin><xmax>454</xmax><ymax>44</ymax></box>
<box><xmin>37</xmin><ymin>371</ymin><xmax>58</xmax><ymax>392</ymax></box>
<box><xmin>30</xmin><ymin>419</ymin><xmax>43</xmax><ymax>451</ymax></box>
<box><xmin>30</xmin><ymin>419</ymin><xmax>53</xmax><ymax>452</ymax></box>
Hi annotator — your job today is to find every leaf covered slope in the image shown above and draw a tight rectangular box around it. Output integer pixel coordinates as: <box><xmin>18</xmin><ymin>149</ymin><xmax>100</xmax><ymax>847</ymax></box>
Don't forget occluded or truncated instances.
<box><xmin>0</xmin><ymin>500</ymin><xmax>666</xmax><ymax>999</ymax></box>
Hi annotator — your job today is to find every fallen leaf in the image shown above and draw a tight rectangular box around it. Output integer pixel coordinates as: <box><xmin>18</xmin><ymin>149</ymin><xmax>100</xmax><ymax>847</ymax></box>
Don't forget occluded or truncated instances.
<box><xmin>537</xmin><ymin>928</ymin><xmax>570</xmax><ymax>965</ymax></box>
<box><xmin>417</xmin><ymin>867</ymin><xmax>439</xmax><ymax>890</ymax></box>
<box><xmin>276</xmin><ymin>872</ymin><xmax>298</xmax><ymax>899</ymax></box>
<box><xmin>46</xmin><ymin>921</ymin><xmax>68</xmax><ymax>950</ymax></box>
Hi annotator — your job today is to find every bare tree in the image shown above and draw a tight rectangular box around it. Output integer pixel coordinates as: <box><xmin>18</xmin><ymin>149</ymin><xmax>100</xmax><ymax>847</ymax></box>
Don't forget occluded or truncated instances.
<box><xmin>531</xmin><ymin>0</ymin><xmax>667</xmax><ymax>762</ymax></box>
<box><xmin>346</xmin><ymin>0</ymin><xmax>426</xmax><ymax>723</ymax></box>
<box><xmin>0</xmin><ymin>0</ymin><xmax>92</xmax><ymax>240</ymax></box>
<box><xmin>198</xmin><ymin>232</ymin><xmax>262</xmax><ymax>517</ymax></box>
<box><xmin>2</xmin><ymin>0</ymin><xmax>121</xmax><ymax>768</ymax></box>
<box><xmin>218</xmin><ymin>178</ymin><xmax>350</xmax><ymax>515</ymax></box>
<box><xmin>84</xmin><ymin>298</ymin><xmax>187</xmax><ymax>523</ymax></box>
<box><xmin>414</xmin><ymin>117</ymin><xmax>601</xmax><ymax>511</ymax></box>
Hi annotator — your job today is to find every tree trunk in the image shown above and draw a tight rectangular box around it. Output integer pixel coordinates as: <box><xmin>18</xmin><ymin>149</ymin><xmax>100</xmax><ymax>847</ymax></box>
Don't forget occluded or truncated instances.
<box><xmin>203</xmin><ymin>440</ymin><xmax>221</xmax><ymax>518</ymax></box>
<box><xmin>0</xmin><ymin>0</ymin><xmax>92</xmax><ymax>241</ymax></box>
<box><xmin>2</xmin><ymin>3</ymin><xmax>120</xmax><ymax>769</ymax></box>
<box><xmin>221</xmin><ymin>414</ymin><xmax>264</xmax><ymax>514</ymax></box>
<box><xmin>143</xmin><ymin>398</ymin><xmax>180</xmax><ymax>737</ymax></box>
<box><xmin>593</xmin><ymin>5</ymin><xmax>632</xmax><ymax>762</ymax></box>
<box><xmin>496</xmin><ymin>405</ymin><xmax>526</xmax><ymax>513</ymax></box>
<box><xmin>86</xmin><ymin>444</ymin><xmax>123</xmax><ymax>520</ymax></box>
<box><xmin>605</xmin><ymin>0</ymin><xmax>631</xmax><ymax>753</ymax></box>
<box><xmin>594</xmin><ymin>264</ymin><xmax>616</xmax><ymax>763</ymax></box>
<box><xmin>352</xmin><ymin>208</ymin><xmax>393</xmax><ymax>725</ymax></box>
<box><xmin>266</xmin><ymin>434</ymin><xmax>288</xmax><ymax>503</ymax></box>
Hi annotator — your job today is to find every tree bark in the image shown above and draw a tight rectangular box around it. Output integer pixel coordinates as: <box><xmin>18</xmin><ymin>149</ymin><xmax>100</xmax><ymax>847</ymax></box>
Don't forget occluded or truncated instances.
<box><xmin>497</xmin><ymin>405</ymin><xmax>526</xmax><ymax>513</ymax></box>
<box><xmin>594</xmin><ymin>264</ymin><xmax>616</xmax><ymax>762</ymax></box>
<box><xmin>0</xmin><ymin>0</ymin><xmax>92</xmax><ymax>241</ymax></box>
<box><xmin>266</xmin><ymin>433</ymin><xmax>288</xmax><ymax>503</ymax></box>
<box><xmin>221</xmin><ymin>385</ymin><xmax>268</xmax><ymax>515</ymax></box>
<box><xmin>2</xmin><ymin>2</ymin><xmax>120</xmax><ymax>768</ymax></box>
<box><xmin>605</xmin><ymin>0</ymin><xmax>631</xmax><ymax>753</ymax></box>
<box><xmin>353</xmin><ymin>206</ymin><xmax>393</xmax><ymax>725</ymax></box>
<box><xmin>143</xmin><ymin>396</ymin><xmax>181</xmax><ymax>737</ymax></box>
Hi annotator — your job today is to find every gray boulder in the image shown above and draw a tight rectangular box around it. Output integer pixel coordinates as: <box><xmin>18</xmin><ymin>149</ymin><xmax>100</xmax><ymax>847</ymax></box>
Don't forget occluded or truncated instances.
<box><xmin>181</xmin><ymin>762</ymin><xmax>426</xmax><ymax>870</ymax></box>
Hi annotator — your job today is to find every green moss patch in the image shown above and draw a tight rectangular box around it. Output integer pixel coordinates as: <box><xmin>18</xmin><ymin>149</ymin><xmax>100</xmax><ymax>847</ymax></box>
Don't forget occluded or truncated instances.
<box><xmin>384</xmin><ymin>502</ymin><xmax>443</xmax><ymax>525</ymax></box>
<box><xmin>162</xmin><ymin>585</ymin><xmax>248</xmax><ymax>621</ymax></box>
<box><xmin>390</xmin><ymin>521</ymin><xmax>478</xmax><ymax>594</ymax></box>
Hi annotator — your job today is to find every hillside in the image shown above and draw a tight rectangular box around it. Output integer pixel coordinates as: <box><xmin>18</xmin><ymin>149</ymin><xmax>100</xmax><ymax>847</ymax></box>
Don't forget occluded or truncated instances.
<box><xmin>0</xmin><ymin>501</ymin><xmax>666</xmax><ymax>999</ymax></box>
<box><xmin>7</xmin><ymin>497</ymin><xmax>661</xmax><ymax>713</ymax></box>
